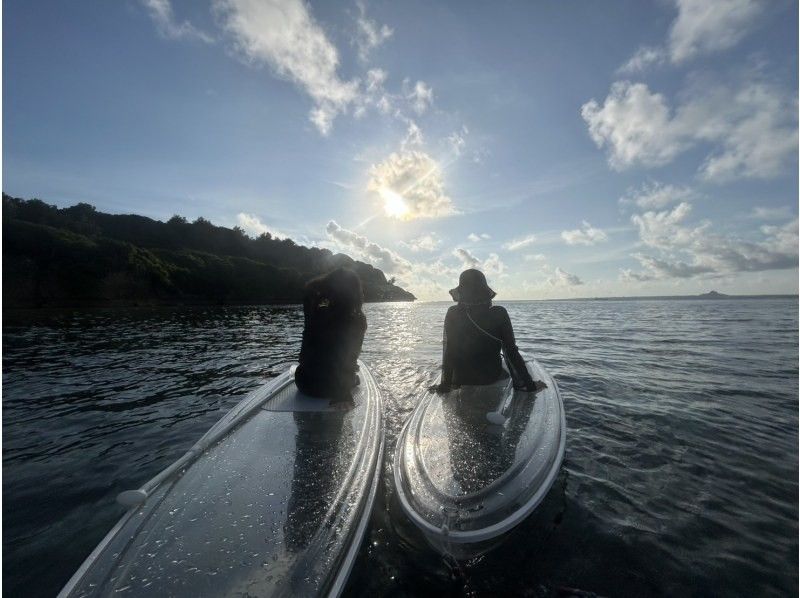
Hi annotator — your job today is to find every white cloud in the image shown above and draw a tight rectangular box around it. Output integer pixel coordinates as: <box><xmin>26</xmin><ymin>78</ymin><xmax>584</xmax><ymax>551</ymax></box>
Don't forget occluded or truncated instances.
<box><xmin>376</xmin><ymin>95</ymin><xmax>392</xmax><ymax>114</ymax></box>
<box><xmin>401</xmin><ymin>120</ymin><xmax>424</xmax><ymax>148</ymax></box>
<box><xmin>619</xmin><ymin>0</ymin><xmax>763</xmax><ymax>73</ymax></box>
<box><xmin>353</xmin><ymin>0</ymin><xmax>393</xmax><ymax>62</ymax></box>
<box><xmin>405</xmin><ymin>79</ymin><xmax>434</xmax><ymax>114</ymax></box>
<box><xmin>355</xmin><ymin>70</ymin><xmax>438</xmax><ymax>128</ymax></box>
<box><xmin>471</xmin><ymin>147</ymin><xmax>490</xmax><ymax>164</ymax></box>
<box><xmin>237</xmin><ymin>213</ymin><xmax>285</xmax><ymax>239</ymax></box>
<box><xmin>214</xmin><ymin>0</ymin><xmax>359</xmax><ymax>135</ymax></box>
<box><xmin>695</xmin><ymin>83</ymin><xmax>798</xmax><ymax>182</ymax></box>
<box><xmin>631</xmin><ymin>202</ymin><xmax>700</xmax><ymax>250</ymax></box>
<box><xmin>561</xmin><ymin>221</ymin><xmax>608</xmax><ymax>246</ymax></box>
<box><xmin>367</xmin><ymin>151</ymin><xmax>455</xmax><ymax>219</ymax></box>
<box><xmin>758</xmin><ymin>219</ymin><xmax>798</xmax><ymax>257</ymax></box>
<box><xmin>669</xmin><ymin>0</ymin><xmax>763</xmax><ymax>63</ymax></box>
<box><xmin>523</xmin><ymin>253</ymin><xmax>546</xmax><ymax>262</ymax></box>
<box><xmin>309</xmin><ymin>106</ymin><xmax>337</xmax><ymax>136</ymax></box>
<box><xmin>412</xmin><ymin>259</ymin><xmax>460</xmax><ymax>287</ymax></box>
<box><xmin>548</xmin><ymin>267</ymin><xmax>584</xmax><ymax>286</ymax></box>
<box><xmin>626</xmin><ymin>203</ymin><xmax>798</xmax><ymax>280</ymax></box>
<box><xmin>483</xmin><ymin>253</ymin><xmax>506</xmax><ymax>276</ymax></box>
<box><xmin>142</xmin><ymin>0</ymin><xmax>214</xmax><ymax>42</ymax></box>
<box><xmin>620</xmin><ymin>181</ymin><xmax>695</xmax><ymax>209</ymax></box>
<box><xmin>398</xmin><ymin>259</ymin><xmax>467</xmax><ymax>301</ymax></box>
<box><xmin>355</xmin><ymin>67</ymin><xmax>396</xmax><ymax>118</ymax></box>
<box><xmin>401</xmin><ymin>233</ymin><xmax>442</xmax><ymax>252</ymax></box>
<box><xmin>210</xmin><ymin>0</ymin><xmax>429</xmax><ymax>138</ymax></box>
<box><xmin>326</xmin><ymin>220</ymin><xmax>411</xmax><ymax>273</ymax></box>
<box><xmin>447</xmin><ymin>126</ymin><xmax>468</xmax><ymax>156</ymax></box>
<box><xmin>750</xmin><ymin>206</ymin><xmax>794</xmax><ymax>221</ymax></box>
<box><xmin>503</xmin><ymin>234</ymin><xmax>537</xmax><ymax>251</ymax></box>
<box><xmin>582</xmin><ymin>79</ymin><xmax>797</xmax><ymax>181</ymax></box>
<box><xmin>581</xmin><ymin>81</ymin><xmax>687</xmax><ymax>170</ymax></box>
<box><xmin>323</xmin><ymin>224</ymin><xmax>464</xmax><ymax>300</ymax></box>
<box><xmin>467</xmin><ymin>232</ymin><xmax>491</xmax><ymax>242</ymax></box>
<box><xmin>617</xmin><ymin>46</ymin><xmax>665</xmax><ymax>74</ymax></box>
<box><xmin>365</xmin><ymin>68</ymin><xmax>387</xmax><ymax>93</ymax></box>
<box><xmin>453</xmin><ymin>247</ymin><xmax>481</xmax><ymax>269</ymax></box>
<box><xmin>619</xmin><ymin>268</ymin><xmax>655</xmax><ymax>282</ymax></box>
<box><xmin>452</xmin><ymin>248</ymin><xmax>506</xmax><ymax>275</ymax></box>
<box><xmin>626</xmin><ymin>253</ymin><xmax>714</xmax><ymax>280</ymax></box>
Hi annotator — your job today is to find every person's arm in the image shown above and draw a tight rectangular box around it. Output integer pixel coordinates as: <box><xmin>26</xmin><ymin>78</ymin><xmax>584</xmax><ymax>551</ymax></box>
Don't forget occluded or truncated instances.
<box><xmin>356</xmin><ymin>313</ymin><xmax>366</xmax><ymax>360</ymax></box>
<box><xmin>433</xmin><ymin>308</ymin><xmax>454</xmax><ymax>393</ymax></box>
<box><xmin>497</xmin><ymin>307</ymin><xmax>536</xmax><ymax>390</ymax></box>
<box><xmin>442</xmin><ymin>308</ymin><xmax>454</xmax><ymax>386</ymax></box>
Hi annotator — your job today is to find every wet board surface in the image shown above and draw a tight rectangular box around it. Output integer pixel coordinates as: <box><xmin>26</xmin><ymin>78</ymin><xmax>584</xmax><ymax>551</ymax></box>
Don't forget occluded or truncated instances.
<box><xmin>59</xmin><ymin>361</ymin><xmax>383</xmax><ymax>598</ymax></box>
<box><xmin>393</xmin><ymin>358</ymin><xmax>565</xmax><ymax>549</ymax></box>
<box><xmin>262</xmin><ymin>378</ymin><xmax>356</xmax><ymax>413</ymax></box>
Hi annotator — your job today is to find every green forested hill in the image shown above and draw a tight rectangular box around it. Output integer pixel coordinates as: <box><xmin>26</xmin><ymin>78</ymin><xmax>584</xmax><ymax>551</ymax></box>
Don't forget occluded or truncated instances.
<box><xmin>2</xmin><ymin>194</ymin><xmax>415</xmax><ymax>307</ymax></box>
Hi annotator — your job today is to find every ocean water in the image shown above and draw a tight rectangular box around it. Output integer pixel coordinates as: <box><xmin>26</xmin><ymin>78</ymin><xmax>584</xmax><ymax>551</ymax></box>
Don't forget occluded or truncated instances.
<box><xmin>3</xmin><ymin>299</ymin><xmax>798</xmax><ymax>597</ymax></box>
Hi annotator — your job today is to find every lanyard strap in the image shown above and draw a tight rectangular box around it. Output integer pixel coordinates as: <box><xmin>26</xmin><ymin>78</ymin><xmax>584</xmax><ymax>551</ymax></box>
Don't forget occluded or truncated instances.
<box><xmin>464</xmin><ymin>308</ymin><xmax>503</xmax><ymax>344</ymax></box>
<box><xmin>464</xmin><ymin>307</ymin><xmax>526</xmax><ymax>383</ymax></box>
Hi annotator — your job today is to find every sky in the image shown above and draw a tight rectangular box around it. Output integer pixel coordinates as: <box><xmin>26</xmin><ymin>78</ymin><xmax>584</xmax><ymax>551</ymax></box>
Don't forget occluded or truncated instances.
<box><xmin>3</xmin><ymin>0</ymin><xmax>798</xmax><ymax>300</ymax></box>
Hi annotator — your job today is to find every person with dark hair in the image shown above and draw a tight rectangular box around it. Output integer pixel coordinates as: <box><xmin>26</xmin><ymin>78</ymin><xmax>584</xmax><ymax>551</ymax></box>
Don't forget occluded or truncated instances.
<box><xmin>295</xmin><ymin>268</ymin><xmax>367</xmax><ymax>401</ymax></box>
<box><xmin>431</xmin><ymin>269</ymin><xmax>544</xmax><ymax>394</ymax></box>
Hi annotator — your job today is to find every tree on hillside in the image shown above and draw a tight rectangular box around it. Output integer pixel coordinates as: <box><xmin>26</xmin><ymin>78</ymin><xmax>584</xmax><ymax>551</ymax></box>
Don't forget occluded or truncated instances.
<box><xmin>2</xmin><ymin>193</ymin><xmax>416</xmax><ymax>306</ymax></box>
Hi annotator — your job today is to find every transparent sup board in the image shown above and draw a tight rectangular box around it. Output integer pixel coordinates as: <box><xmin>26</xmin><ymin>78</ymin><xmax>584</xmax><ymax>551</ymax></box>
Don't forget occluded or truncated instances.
<box><xmin>59</xmin><ymin>361</ymin><xmax>383</xmax><ymax>598</ymax></box>
<box><xmin>393</xmin><ymin>358</ymin><xmax>565</xmax><ymax>555</ymax></box>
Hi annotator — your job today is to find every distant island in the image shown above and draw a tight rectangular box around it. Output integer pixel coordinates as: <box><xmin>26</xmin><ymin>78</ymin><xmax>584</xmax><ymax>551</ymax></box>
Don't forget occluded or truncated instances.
<box><xmin>3</xmin><ymin>194</ymin><xmax>416</xmax><ymax>308</ymax></box>
<box><xmin>559</xmin><ymin>290</ymin><xmax>797</xmax><ymax>301</ymax></box>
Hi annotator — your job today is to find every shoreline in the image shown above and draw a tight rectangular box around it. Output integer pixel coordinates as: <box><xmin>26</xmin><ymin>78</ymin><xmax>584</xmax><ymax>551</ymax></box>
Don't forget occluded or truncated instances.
<box><xmin>2</xmin><ymin>294</ymin><xmax>794</xmax><ymax>315</ymax></box>
<box><xmin>1</xmin><ymin>297</ymin><xmax>415</xmax><ymax>312</ymax></box>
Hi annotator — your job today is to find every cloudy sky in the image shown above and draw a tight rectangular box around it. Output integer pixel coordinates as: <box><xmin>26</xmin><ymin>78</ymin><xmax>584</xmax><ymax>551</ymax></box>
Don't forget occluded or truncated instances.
<box><xmin>4</xmin><ymin>0</ymin><xmax>798</xmax><ymax>299</ymax></box>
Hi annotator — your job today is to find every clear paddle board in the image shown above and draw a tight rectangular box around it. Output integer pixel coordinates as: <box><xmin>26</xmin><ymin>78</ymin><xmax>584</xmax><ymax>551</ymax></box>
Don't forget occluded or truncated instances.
<box><xmin>393</xmin><ymin>357</ymin><xmax>565</xmax><ymax>555</ymax></box>
<box><xmin>59</xmin><ymin>361</ymin><xmax>383</xmax><ymax>598</ymax></box>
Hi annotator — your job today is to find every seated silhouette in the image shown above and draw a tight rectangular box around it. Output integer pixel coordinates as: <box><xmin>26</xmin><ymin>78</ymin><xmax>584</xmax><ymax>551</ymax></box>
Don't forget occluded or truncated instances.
<box><xmin>432</xmin><ymin>269</ymin><xmax>543</xmax><ymax>393</ymax></box>
<box><xmin>295</xmin><ymin>268</ymin><xmax>366</xmax><ymax>401</ymax></box>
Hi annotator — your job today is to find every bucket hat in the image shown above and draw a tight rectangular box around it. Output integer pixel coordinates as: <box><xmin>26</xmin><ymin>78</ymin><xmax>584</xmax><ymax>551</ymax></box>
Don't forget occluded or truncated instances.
<box><xmin>448</xmin><ymin>269</ymin><xmax>496</xmax><ymax>303</ymax></box>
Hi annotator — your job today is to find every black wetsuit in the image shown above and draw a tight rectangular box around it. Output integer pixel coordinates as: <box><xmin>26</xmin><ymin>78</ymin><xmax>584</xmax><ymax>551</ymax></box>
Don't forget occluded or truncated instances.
<box><xmin>441</xmin><ymin>303</ymin><xmax>534</xmax><ymax>388</ymax></box>
<box><xmin>295</xmin><ymin>301</ymin><xmax>366</xmax><ymax>400</ymax></box>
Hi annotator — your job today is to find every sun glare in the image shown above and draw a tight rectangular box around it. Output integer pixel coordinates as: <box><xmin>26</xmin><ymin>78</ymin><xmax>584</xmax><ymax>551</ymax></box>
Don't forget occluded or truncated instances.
<box><xmin>379</xmin><ymin>187</ymin><xmax>410</xmax><ymax>219</ymax></box>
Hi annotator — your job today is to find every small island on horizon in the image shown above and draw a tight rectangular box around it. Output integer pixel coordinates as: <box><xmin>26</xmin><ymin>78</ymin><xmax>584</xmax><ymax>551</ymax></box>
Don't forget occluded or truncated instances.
<box><xmin>550</xmin><ymin>289</ymin><xmax>798</xmax><ymax>302</ymax></box>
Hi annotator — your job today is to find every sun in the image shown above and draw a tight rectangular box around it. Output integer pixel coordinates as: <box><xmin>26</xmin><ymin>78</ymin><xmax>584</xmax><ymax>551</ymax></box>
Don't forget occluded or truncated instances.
<box><xmin>379</xmin><ymin>186</ymin><xmax>410</xmax><ymax>219</ymax></box>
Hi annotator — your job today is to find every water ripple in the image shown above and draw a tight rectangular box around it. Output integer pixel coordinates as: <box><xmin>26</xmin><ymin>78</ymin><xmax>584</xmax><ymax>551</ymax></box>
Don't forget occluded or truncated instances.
<box><xmin>3</xmin><ymin>299</ymin><xmax>798</xmax><ymax>597</ymax></box>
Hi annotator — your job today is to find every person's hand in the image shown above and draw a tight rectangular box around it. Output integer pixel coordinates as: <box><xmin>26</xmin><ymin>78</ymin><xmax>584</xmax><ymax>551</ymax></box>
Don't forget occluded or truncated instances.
<box><xmin>428</xmin><ymin>383</ymin><xmax>452</xmax><ymax>395</ymax></box>
<box><xmin>518</xmin><ymin>380</ymin><xmax>547</xmax><ymax>393</ymax></box>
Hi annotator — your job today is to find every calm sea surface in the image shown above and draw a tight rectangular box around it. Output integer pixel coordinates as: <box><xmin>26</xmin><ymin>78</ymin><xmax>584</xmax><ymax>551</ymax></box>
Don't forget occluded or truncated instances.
<box><xmin>4</xmin><ymin>299</ymin><xmax>798</xmax><ymax>597</ymax></box>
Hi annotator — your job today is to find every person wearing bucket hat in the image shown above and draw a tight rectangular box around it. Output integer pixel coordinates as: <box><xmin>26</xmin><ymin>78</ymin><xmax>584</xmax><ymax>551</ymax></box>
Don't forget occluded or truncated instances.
<box><xmin>430</xmin><ymin>269</ymin><xmax>545</xmax><ymax>394</ymax></box>
<box><xmin>447</xmin><ymin>268</ymin><xmax>497</xmax><ymax>304</ymax></box>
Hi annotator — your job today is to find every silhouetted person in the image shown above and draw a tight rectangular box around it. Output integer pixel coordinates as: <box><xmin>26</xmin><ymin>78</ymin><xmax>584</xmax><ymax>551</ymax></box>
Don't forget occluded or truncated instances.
<box><xmin>295</xmin><ymin>268</ymin><xmax>366</xmax><ymax>401</ymax></box>
<box><xmin>431</xmin><ymin>269</ymin><xmax>543</xmax><ymax>393</ymax></box>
